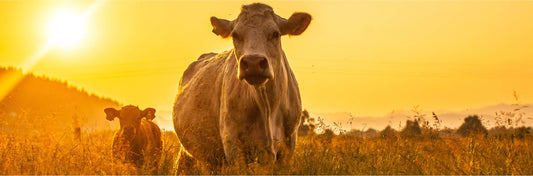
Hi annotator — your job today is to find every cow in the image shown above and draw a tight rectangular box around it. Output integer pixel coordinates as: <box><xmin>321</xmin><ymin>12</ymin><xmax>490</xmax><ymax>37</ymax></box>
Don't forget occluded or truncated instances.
<box><xmin>104</xmin><ymin>105</ymin><xmax>162</xmax><ymax>171</ymax></box>
<box><xmin>173</xmin><ymin>3</ymin><xmax>311</xmax><ymax>172</ymax></box>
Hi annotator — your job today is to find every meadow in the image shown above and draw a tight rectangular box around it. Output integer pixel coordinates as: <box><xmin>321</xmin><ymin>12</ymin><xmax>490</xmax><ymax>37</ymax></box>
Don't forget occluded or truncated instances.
<box><xmin>1</xmin><ymin>112</ymin><xmax>531</xmax><ymax>175</ymax></box>
<box><xmin>1</xmin><ymin>1</ymin><xmax>533</xmax><ymax>174</ymax></box>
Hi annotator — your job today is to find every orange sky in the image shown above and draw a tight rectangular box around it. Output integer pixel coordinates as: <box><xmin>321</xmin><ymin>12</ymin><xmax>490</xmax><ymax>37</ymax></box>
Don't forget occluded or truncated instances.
<box><xmin>1</xmin><ymin>0</ymin><xmax>533</xmax><ymax>121</ymax></box>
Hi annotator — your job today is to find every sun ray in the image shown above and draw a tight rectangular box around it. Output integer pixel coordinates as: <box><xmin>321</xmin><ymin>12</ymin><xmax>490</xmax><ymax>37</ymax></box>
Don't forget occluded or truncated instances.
<box><xmin>0</xmin><ymin>0</ymin><xmax>107</xmax><ymax>101</ymax></box>
<box><xmin>47</xmin><ymin>9</ymin><xmax>87</xmax><ymax>48</ymax></box>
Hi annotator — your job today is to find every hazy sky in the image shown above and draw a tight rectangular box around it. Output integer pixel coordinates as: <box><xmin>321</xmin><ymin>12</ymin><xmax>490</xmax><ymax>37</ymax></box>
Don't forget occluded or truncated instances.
<box><xmin>1</xmin><ymin>0</ymin><xmax>533</xmax><ymax>119</ymax></box>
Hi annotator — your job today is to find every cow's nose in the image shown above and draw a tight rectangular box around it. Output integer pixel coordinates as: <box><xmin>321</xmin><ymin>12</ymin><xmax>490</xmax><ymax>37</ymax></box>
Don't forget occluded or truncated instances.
<box><xmin>123</xmin><ymin>126</ymin><xmax>135</xmax><ymax>135</ymax></box>
<box><xmin>238</xmin><ymin>55</ymin><xmax>273</xmax><ymax>85</ymax></box>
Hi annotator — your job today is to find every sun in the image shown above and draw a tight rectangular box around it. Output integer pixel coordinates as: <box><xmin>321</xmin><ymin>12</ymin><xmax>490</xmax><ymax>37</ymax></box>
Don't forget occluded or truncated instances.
<box><xmin>47</xmin><ymin>8</ymin><xmax>87</xmax><ymax>48</ymax></box>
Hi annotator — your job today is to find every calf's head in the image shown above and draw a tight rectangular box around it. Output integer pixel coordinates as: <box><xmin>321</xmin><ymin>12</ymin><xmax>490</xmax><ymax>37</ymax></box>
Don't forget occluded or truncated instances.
<box><xmin>211</xmin><ymin>3</ymin><xmax>311</xmax><ymax>86</ymax></box>
<box><xmin>105</xmin><ymin>105</ymin><xmax>156</xmax><ymax>138</ymax></box>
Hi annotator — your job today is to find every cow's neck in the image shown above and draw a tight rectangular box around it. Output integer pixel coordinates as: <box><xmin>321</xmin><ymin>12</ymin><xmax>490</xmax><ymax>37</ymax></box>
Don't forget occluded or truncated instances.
<box><xmin>249</xmin><ymin>52</ymin><xmax>287</xmax><ymax>113</ymax></box>
<box><xmin>257</xmin><ymin>52</ymin><xmax>289</xmax><ymax>155</ymax></box>
<box><xmin>227</xmin><ymin>49</ymin><xmax>289</xmax><ymax>157</ymax></box>
<box><xmin>252</xmin><ymin>86</ymin><xmax>274</xmax><ymax>155</ymax></box>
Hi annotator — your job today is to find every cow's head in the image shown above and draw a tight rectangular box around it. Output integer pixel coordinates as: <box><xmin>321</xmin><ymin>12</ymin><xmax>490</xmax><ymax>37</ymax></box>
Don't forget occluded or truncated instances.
<box><xmin>105</xmin><ymin>105</ymin><xmax>156</xmax><ymax>138</ymax></box>
<box><xmin>211</xmin><ymin>3</ymin><xmax>311</xmax><ymax>86</ymax></box>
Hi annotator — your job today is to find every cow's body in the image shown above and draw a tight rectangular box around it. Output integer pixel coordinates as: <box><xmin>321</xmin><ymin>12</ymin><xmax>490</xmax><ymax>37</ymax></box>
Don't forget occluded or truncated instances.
<box><xmin>105</xmin><ymin>106</ymin><xmax>162</xmax><ymax>170</ymax></box>
<box><xmin>174</xmin><ymin>49</ymin><xmax>302</xmax><ymax>165</ymax></box>
<box><xmin>173</xmin><ymin>3</ymin><xmax>310</xmax><ymax>170</ymax></box>
<box><xmin>112</xmin><ymin>119</ymin><xmax>162</xmax><ymax>167</ymax></box>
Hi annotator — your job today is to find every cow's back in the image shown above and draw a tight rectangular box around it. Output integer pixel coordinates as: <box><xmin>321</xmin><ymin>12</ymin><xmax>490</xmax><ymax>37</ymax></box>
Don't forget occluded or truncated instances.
<box><xmin>179</xmin><ymin>52</ymin><xmax>217</xmax><ymax>87</ymax></box>
<box><xmin>173</xmin><ymin>51</ymin><xmax>228</xmax><ymax>165</ymax></box>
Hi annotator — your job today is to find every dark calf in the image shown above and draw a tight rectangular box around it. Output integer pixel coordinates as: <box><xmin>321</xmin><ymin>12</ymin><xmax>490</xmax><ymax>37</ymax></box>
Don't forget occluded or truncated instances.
<box><xmin>105</xmin><ymin>105</ymin><xmax>162</xmax><ymax>171</ymax></box>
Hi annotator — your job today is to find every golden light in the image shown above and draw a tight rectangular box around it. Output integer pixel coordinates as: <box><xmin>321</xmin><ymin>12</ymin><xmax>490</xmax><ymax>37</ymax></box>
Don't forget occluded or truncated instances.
<box><xmin>0</xmin><ymin>1</ymin><xmax>105</xmax><ymax>102</ymax></box>
<box><xmin>47</xmin><ymin>8</ymin><xmax>87</xmax><ymax>48</ymax></box>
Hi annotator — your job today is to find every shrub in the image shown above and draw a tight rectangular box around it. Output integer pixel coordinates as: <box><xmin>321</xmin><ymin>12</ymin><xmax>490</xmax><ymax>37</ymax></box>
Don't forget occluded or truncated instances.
<box><xmin>400</xmin><ymin>120</ymin><xmax>422</xmax><ymax>138</ymax></box>
<box><xmin>457</xmin><ymin>115</ymin><xmax>488</xmax><ymax>137</ymax></box>
<box><xmin>364</xmin><ymin>128</ymin><xmax>378</xmax><ymax>138</ymax></box>
<box><xmin>345</xmin><ymin>129</ymin><xmax>363</xmax><ymax>137</ymax></box>
<box><xmin>298</xmin><ymin>109</ymin><xmax>316</xmax><ymax>136</ymax></box>
<box><xmin>379</xmin><ymin>125</ymin><xmax>397</xmax><ymax>139</ymax></box>
<box><xmin>512</xmin><ymin>126</ymin><xmax>532</xmax><ymax>139</ymax></box>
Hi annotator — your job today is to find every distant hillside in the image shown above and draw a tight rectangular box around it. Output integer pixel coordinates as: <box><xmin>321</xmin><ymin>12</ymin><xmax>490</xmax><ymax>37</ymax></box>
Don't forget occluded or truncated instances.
<box><xmin>313</xmin><ymin>104</ymin><xmax>533</xmax><ymax>131</ymax></box>
<box><xmin>0</xmin><ymin>66</ymin><xmax>121</xmax><ymax>132</ymax></box>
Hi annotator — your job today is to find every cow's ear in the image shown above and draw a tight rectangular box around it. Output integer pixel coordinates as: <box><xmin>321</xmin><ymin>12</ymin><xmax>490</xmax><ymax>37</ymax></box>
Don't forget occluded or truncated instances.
<box><xmin>279</xmin><ymin>12</ymin><xmax>312</xmax><ymax>36</ymax></box>
<box><xmin>142</xmin><ymin>108</ymin><xmax>156</xmax><ymax>120</ymax></box>
<box><xmin>210</xmin><ymin>16</ymin><xmax>233</xmax><ymax>38</ymax></box>
<box><xmin>104</xmin><ymin>108</ymin><xmax>119</xmax><ymax>121</ymax></box>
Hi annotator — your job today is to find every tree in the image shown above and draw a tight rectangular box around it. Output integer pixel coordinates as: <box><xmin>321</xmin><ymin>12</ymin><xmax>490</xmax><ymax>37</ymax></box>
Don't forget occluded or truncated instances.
<box><xmin>298</xmin><ymin>109</ymin><xmax>316</xmax><ymax>136</ymax></box>
<box><xmin>400</xmin><ymin>120</ymin><xmax>422</xmax><ymax>138</ymax></box>
<box><xmin>380</xmin><ymin>125</ymin><xmax>397</xmax><ymax>139</ymax></box>
<box><xmin>457</xmin><ymin>115</ymin><xmax>488</xmax><ymax>137</ymax></box>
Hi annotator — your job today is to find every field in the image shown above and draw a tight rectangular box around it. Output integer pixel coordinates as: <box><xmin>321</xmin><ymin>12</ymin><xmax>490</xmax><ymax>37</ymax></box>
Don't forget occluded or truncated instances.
<box><xmin>2</xmin><ymin>0</ymin><xmax>533</xmax><ymax>175</ymax></box>
<box><xmin>1</xmin><ymin>114</ymin><xmax>531</xmax><ymax>175</ymax></box>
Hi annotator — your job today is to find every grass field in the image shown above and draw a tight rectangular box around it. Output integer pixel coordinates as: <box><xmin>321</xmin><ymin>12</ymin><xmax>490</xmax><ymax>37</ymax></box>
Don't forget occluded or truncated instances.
<box><xmin>1</xmin><ymin>118</ymin><xmax>531</xmax><ymax>175</ymax></box>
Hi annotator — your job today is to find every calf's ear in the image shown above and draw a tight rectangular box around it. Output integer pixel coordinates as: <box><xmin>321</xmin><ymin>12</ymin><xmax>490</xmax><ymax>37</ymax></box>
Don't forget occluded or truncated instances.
<box><xmin>279</xmin><ymin>12</ymin><xmax>312</xmax><ymax>36</ymax></box>
<box><xmin>211</xmin><ymin>17</ymin><xmax>233</xmax><ymax>38</ymax></box>
<box><xmin>104</xmin><ymin>108</ymin><xmax>119</xmax><ymax>121</ymax></box>
<box><xmin>142</xmin><ymin>108</ymin><xmax>156</xmax><ymax>120</ymax></box>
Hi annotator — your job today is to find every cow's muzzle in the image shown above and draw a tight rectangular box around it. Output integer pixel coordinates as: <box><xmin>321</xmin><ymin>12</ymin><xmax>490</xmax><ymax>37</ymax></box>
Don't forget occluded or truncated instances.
<box><xmin>122</xmin><ymin>126</ymin><xmax>136</xmax><ymax>137</ymax></box>
<box><xmin>238</xmin><ymin>55</ymin><xmax>274</xmax><ymax>85</ymax></box>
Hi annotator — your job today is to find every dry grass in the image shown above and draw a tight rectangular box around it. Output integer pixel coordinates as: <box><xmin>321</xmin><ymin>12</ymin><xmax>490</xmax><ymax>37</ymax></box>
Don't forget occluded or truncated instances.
<box><xmin>0</xmin><ymin>117</ymin><xmax>531</xmax><ymax>175</ymax></box>
<box><xmin>288</xmin><ymin>134</ymin><xmax>532</xmax><ymax>175</ymax></box>
<box><xmin>0</xmin><ymin>113</ymin><xmax>180</xmax><ymax>175</ymax></box>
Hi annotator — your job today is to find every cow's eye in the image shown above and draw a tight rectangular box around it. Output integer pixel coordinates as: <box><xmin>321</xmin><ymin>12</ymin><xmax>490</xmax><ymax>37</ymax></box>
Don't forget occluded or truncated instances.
<box><xmin>231</xmin><ymin>32</ymin><xmax>241</xmax><ymax>41</ymax></box>
<box><xmin>271</xmin><ymin>31</ymin><xmax>280</xmax><ymax>40</ymax></box>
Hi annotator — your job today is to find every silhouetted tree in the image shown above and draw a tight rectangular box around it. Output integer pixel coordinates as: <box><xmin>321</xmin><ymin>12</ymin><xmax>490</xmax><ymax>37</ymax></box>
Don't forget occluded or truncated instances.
<box><xmin>489</xmin><ymin>126</ymin><xmax>511</xmax><ymax>139</ymax></box>
<box><xmin>379</xmin><ymin>125</ymin><xmax>397</xmax><ymax>139</ymax></box>
<box><xmin>513</xmin><ymin>126</ymin><xmax>532</xmax><ymax>139</ymax></box>
<box><xmin>457</xmin><ymin>115</ymin><xmax>488</xmax><ymax>137</ymax></box>
<box><xmin>489</xmin><ymin>126</ymin><xmax>532</xmax><ymax>139</ymax></box>
<box><xmin>365</xmin><ymin>128</ymin><xmax>378</xmax><ymax>138</ymax></box>
<box><xmin>345</xmin><ymin>129</ymin><xmax>362</xmax><ymax>137</ymax></box>
<box><xmin>321</xmin><ymin>128</ymin><xmax>335</xmax><ymax>138</ymax></box>
<box><xmin>298</xmin><ymin>109</ymin><xmax>316</xmax><ymax>136</ymax></box>
<box><xmin>400</xmin><ymin>120</ymin><xmax>422</xmax><ymax>138</ymax></box>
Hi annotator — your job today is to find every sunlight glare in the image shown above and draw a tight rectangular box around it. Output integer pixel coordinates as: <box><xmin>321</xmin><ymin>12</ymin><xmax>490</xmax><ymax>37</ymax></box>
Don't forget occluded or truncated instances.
<box><xmin>47</xmin><ymin>8</ymin><xmax>87</xmax><ymax>48</ymax></box>
<box><xmin>1</xmin><ymin>1</ymin><xmax>105</xmax><ymax>102</ymax></box>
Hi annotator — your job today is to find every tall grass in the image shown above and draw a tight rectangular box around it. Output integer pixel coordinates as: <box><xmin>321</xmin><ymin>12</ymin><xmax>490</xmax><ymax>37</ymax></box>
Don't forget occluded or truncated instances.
<box><xmin>0</xmin><ymin>115</ymin><xmax>531</xmax><ymax>174</ymax></box>
<box><xmin>287</xmin><ymin>134</ymin><xmax>532</xmax><ymax>175</ymax></box>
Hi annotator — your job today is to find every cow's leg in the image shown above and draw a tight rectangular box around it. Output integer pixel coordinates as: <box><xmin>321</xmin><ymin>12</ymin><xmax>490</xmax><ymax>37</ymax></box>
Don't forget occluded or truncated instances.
<box><xmin>220</xmin><ymin>114</ymin><xmax>247</xmax><ymax>169</ymax></box>
<box><xmin>174</xmin><ymin>149</ymin><xmax>197</xmax><ymax>175</ymax></box>
<box><xmin>201</xmin><ymin>149</ymin><xmax>224</xmax><ymax>174</ymax></box>
<box><xmin>146</xmin><ymin>148</ymin><xmax>162</xmax><ymax>174</ymax></box>
<box><xmin>276</xmin><ymin>133</ymin><xmax>297</xmax><ymax>166</ymax></box>
<box><xmin>203</xmin><ymin>159</ymin><xmax>223</xmax><ymax>174</ymax></box>
<box><xmin>221</xmin><ymin>134</ymin><xmax>246</xmax><ymax>168</ymax></box>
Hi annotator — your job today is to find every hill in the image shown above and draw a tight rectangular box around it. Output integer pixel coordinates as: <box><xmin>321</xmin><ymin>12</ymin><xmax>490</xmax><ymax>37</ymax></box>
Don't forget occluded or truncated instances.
<box><xmin>0</xmin><ymin>66</ymin><xmax>121</xmax><ymax>133</ymax></box>
<box><xmin>313</xmin><ymin>103</ymin><xmax>533</xmax><ymax>131</ymax></box>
